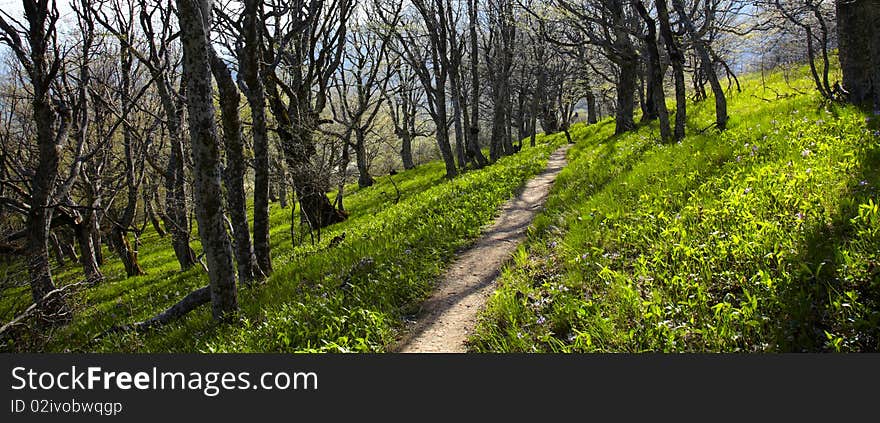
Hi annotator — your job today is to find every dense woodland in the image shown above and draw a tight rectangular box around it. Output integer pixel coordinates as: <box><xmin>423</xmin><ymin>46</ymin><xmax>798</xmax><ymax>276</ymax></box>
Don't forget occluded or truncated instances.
<box><xmin>0</xmin><ymin>0</ymin><xmax>878</xmax><ymax>352</ymax></box>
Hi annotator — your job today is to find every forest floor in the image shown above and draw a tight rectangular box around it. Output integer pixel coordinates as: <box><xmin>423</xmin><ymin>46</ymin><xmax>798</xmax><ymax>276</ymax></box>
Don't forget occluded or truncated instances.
<box><xmin>395</xmin><ymin>144</ymin><xmax>573</xmax><ymax>352</ymax></box>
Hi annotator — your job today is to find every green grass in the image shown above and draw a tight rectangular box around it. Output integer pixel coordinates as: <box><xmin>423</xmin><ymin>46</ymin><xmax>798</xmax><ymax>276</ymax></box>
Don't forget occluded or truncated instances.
<box><xmin>470</xmin><ymin>64</ymin><xmax>880</xmax><ymax>352</ymax></box>
<box><xmin>1</xmin><ymin>134</ymin><xmax>564</xmax><ymax>352</ymax></box>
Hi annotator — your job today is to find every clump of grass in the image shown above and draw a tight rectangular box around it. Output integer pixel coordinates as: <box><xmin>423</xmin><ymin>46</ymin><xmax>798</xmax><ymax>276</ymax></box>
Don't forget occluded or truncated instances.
<box><xmin>470</xmin><ymin>64</ymin><xmax>880</xmax><ymax>353</ymax></box>
<box><xmin>1</xmin><ymin>134</ymin><xmax>563</xmax><ymax>352</ymax></box>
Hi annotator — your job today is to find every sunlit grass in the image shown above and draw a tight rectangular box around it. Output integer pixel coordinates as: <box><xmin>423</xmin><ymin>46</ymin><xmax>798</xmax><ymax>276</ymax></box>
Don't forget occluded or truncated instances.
<box><xmin>1</xmin><ymin>134</ymin><xmax>564</xmax><ymax>352</ymax></box>
<box><xmin>470</xmin><ymin>64</ymin><xmax>880</xmax><ymax>352</ymax></box>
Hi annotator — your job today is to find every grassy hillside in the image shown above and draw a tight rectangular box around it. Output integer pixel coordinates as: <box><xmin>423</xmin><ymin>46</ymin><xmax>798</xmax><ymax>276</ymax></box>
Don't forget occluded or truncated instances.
<box><xmin>470</xmin><ymin>65</ymin><xmax>880</xmax><ymax>352</ymax></box>
<box><xmin>1</xmin><ymin>137</ymin><xmax>563</xmax><ymax>352</ymax></box>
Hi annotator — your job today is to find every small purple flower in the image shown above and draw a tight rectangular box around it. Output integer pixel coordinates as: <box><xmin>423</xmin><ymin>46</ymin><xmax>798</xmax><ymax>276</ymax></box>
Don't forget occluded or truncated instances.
<box><xmin>744</xmin><ymin>187</ymin><xmax>752</xmax><ymax>194</ymax></box>
<box><xmin>859</xmin><ymin>180</ymin><xmax>869</xmax><ymax>187</ymax></box>
<box><xmin>736</xmin><ymin>155</ymin><xmax>742</xmax><ymax>162</ymax></box>
<box><xmin>796</xmin><ymin>212</ymin><xmax>805</xmax><ymax>221</ymax></box>
<box><xmin>548</xmin><ymin>241</ymin><xmax>558</xmax><ymax>249</ymax></box>
<box><xmin>802</xmin><ymin>149</ymin><xmax>811</xmax><ymax>157</ymax></box>
<box><xmin>536</xmin><ymin>316</ymin><xmax>547</xmax><ymax>325</ymax></box>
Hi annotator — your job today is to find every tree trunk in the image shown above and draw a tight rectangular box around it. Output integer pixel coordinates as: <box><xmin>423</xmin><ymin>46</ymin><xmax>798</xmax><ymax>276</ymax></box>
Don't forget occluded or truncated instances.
<box><xmin>640</xmin><ymin>58</ymin><xmax>657</xmax><ymax>122</ymax></box>
<box><xmin>355</xmin><ymin>130</ymin><xmax>374</xmax><ymax>188</ymax></box>
<box><xmin>60</xmin><ymin>232</ymin><xmax>78</xmax><ymax>264</ymax></box>
<box><xmin>399</xmin><ymin>128</ymin><xmax>415</xmax><ymax>170</ymax></box>
<box><xmin>177</xmin><ymin>0</ymin><xmax>239</xmax><ymax>321</ymax></box>
<box><xmin>278</xmin><ymin>162</ymin><xmax>289</xmax><ymax>209</ymax></box>
<box><xmin>164</xmin><ymin>142</ymin><xmax>197</xmax><ymax>270</ymax></box>
<box><xmin>656</xmin><ymin>0</ymin><xmax>686</xmax><ymax>141</ymax></box>
<box><xmin>281</xmin><ymin>124</ymin><xmax>347</xmax><ymax>230</ymax></box>
<box><xmin>450</xmin><ymin>70</ymin><xmax>467</xmax><ymax>169</ymax></box>
<box><xmin>242</xmin><ymin>0</ymin><xmax>272</xmax><ymax>275</ymax></box>
<box><xmin>210</xmin><ymin>49</ymin><xmax>261</xmax><ymax>285</ymax></box>
<box><xmin>529</xmin><ymin>57</ymin><xmax>545</xmax><ymax>146</ymax></box>
<box><xmin>837</xmin><ymin>0</ymin><xmax>880</xmax><ymax>109</ymax></box>
<box><xmin>109</xmin><ymin>227</ymin><xmax>143</xmax><ymax>277</ymax></box>
<box><xmin>615</xmin><ymin>56</ymin><xmax>638</xmax><ymax>135</ymax></box>
<box><xmin>25</xmin><ymin>30</ymin><xmax>72</xmax><ymax>321</ymax></box>
<box><xmin>89</xmin><ymin>208</ymin><xmax>104</xmax><ymax>265</ymax></box>
<box><xmin>636</xmin><ymin>0</ymin><xmax>672</xmax><ymax>141</ymax></box>
<box><xmin>673</xmin><ymin>0</ymin><xmax>727</xmax><ymax>130</ymax></box>
<box><xmin>586</xmin><ymin>89</ymin><xmax>598</xmax><ymax>124</ymax></box>
<box><xmin>145</xmin><ymin>198</ymin><xmax>167</xmax><ymax>237</ymax></box>
<box><xmin>49</xmin><ymin>232</ymin><xmax>65</xmax><ymax>266</ymax></box>
<box><xmin>433</xmin><ymin>71</ymin><xmax>458</xmax><ymax>178</ymax></box>
<box><xmin>467</xmin><ymin>0</ymin><xmax>488</xmax><ymax>168</ymax></box>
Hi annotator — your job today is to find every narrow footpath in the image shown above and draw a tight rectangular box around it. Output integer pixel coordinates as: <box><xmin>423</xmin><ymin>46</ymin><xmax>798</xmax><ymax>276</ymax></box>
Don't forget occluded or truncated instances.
<box><xmin>395</xmin><ymin>143</ymin><xmax>572</xmax><ymax>353</ymax></box>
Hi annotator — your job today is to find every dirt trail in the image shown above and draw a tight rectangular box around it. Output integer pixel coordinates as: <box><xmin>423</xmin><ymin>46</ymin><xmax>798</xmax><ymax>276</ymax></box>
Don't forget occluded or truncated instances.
<box><xmin>394</xmin><ymin>144</ymin><xmax>572</xmax><ymax>353</ymax></box>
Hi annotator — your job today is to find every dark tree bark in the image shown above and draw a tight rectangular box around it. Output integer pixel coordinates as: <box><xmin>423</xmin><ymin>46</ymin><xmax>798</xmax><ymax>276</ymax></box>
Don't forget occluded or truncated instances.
<box><xmin>656</xmin><ymin>0</ymin><xmax>686</xmax><ymax>140</ymax></box>
<box><xmin>402</xmin><ymin>0</ymin><xmax>459</xmax><ymax>178</ymax></box>
<box><xmin>113</xmin><ymin>35</ymin><xmax>145</xmax><ymax>277</ymax></box>
<box><xmin>635</xmin><ymin>1</ymin><xmax>672</xmax><ymax>141</ymax></box>
<box><xmin>94</xmin><ymin>0</ymin><xmax>198</xmax><ymax>271</ymax></box>
<box><xmin>145</xmin><ymin>196</ymin><xmax>166</xmax><ymax>237</ymax></box>
<box><xmin>50</xmin><ymin>232</ymin><xmax>66</xmax><ymax>266</ymax></box>
<box><xmin>262</xmin><ymin>0</ymin><xmax>351</xmax><ymax>231</ymax></box>
<box><xmin>467</xmin><ymin>0</ymin><xmax>488</xmax><ymax>167</ymax></box>
<box><xmin>487</xmin><ymin>0</ymin><xmax>516</xmax><ymax>161</ymax></box>
<box><xmin>528</xmin><ymin>30</ymin><xmax>546</xmax><ymax>147</ymax></box>
<box><xmin>836</xmin><ymin>0</ymin><xmax>880</xmax><ymax>109</ymax></box>
<box><xmin>672</xmin><ymin>0</ymin><xmax>727</xmax><ymax>130</ymax></box>
<box><xmin>354</xmin><ymin>131</ymin><xmax>373</xmax><ymax>188</ymax></box>
<box><xmin>240</xmin><ymin>0</ymin><xmax>272</xmax><ymax>275</ymax></box>
<box><xmin>0</xmin><ymin>2</ymin><xmax>72</xmax><ymax>320</ymax></box>
<box><xmin>177</xmin><ymin>0</ymin><xmax>238</xmax><ymax>320</ymax></box>
<box><xmin>210</xmin><ymin>49</ymin><xmax>261</xmax><ymax>286</ymax></box>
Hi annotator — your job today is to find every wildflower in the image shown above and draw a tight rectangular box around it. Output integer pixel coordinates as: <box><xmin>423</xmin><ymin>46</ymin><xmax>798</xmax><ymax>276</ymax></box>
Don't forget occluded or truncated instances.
<box><xmin>859</xmin><ymin>180</ymin><xmax>869</xmax><ymax>187</ymax></box>
<box><xmin>536</xmin><ymin>316</ymin><xmax>547</xmax><ymax>325</ymax></box>
<box><xmin>806</xmin><ymin>168</ymin><xmax>812</xmax><ymax>174</ymax></box>
<box><xmin>736</xmin><ymin>155</ymin><xmax>742</xmax><ymax>162</ymax></box>
<box><xmin>744</xmin><ymin>187</ymin><xmax>752</xmax><ymax>194</ymax></box>
<box><xmin>548</xmin><ymin>241</ymin><xmax>558</xmax><ymax>249</ymax></box>
<box><xmin>787</xmin><ymin>161</ymin><xmax>793</xmax><ymax>167</ymax></box>
<box><xmin>801</xmin><ymin>149</ymin><xmax>811</xmax><ymax>157</ymax></box>
<box><xmin>796</xmin><ymin>212</ymin><xmax>805</xmax><ymax>221</ymax></box>
<box><xmin>567</xmin><ymin>333</ymin><xmax>577</xmax><ymax>343</ymax></box>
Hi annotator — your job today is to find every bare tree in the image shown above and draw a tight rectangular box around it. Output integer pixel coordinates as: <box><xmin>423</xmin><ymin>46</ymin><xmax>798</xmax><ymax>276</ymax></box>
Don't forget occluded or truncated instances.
<box><xmin>655</xmin><ymin>0</ymin><xmax>686</xmax><ymax>140</ymax></box>
<box><xmin>672</xmin><ymin>0</ymin><xmax>728</xmax><ymax>130</ymax></box>
<box><xmin>395</xmin><ymin>0</ymin><xmax>459</xmax><ymax>178</ymax></box>
<box><xmin>176</xmin><ymin>0</ymin><xmax>238</xmax><ymax>320</ymax></box>
<box><xmin>262</xmin><ymin>0</ymin><xmax>352</xmax><ymax>231</ymax></box>
<box><xmin>93</xmin><ymin>0</ymin><xmax>198</xmax><ymax>270</ymax></box>
<box><xmin>634</xmin><ymin>0</ymin><xmax>671</xmax><ymax>141</ymax></box>
<box><xmin>329</xmin><ymin>7</ymin><xmax>396</xmax><ymax>188</ymax></box>
<box><xmin>240</xmin><ymin>0</ymin><xmax>272</xmax><ymax>275</ymax></box>
<box><xmin>0</xmin><ymin>0</ymin><xmax>74</xmax><ymax>321</ymax></box>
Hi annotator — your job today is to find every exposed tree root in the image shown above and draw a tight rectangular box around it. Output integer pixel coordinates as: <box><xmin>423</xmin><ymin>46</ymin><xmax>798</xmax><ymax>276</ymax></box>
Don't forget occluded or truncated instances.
<box><xmin>95</xmin><ymin>286</ymin><xmax>210</xmax><ymax>340</ymax></box>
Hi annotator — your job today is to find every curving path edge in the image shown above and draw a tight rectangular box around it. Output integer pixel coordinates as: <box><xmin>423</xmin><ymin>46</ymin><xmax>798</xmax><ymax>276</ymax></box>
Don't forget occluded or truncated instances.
<box><xmin>394</xmin><ymin>143</ymin><xmax>572</xmax><ymax>353</ymax></box>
